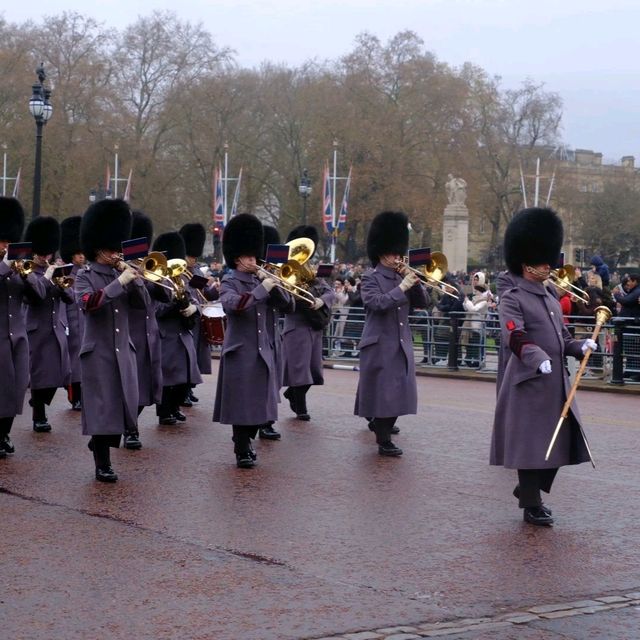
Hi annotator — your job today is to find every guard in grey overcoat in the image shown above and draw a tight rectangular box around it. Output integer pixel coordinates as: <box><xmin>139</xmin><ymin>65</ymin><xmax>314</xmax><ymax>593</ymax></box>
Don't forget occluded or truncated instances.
<box><xmin>180</xmin><ymin>223</ymin><xmax>219</xmax><ymax>406</ymax></box>
<box><xmin>123</xmin><ymin>210</ymin><xmax>166</xmax><ymax>449</ymax></box>
<box><xmin>0</xmin><ymin>198</ymin><xmax>46</xmax><ymax>456</ymax></box>
<box><xmin>76</xmin><ymin>198</ymin><xmax>142</xmax><ymax>482</ymax></box>
<box><xmin>212</xmin><ymin>213</ymin><xmax>294</xmax><ymax>468</ymax></box>
<box><xmin>152</xmin><ymin>232</ymin><xmax>202</xmax><ymax>425</ymax></box>
<box><xmin>257</xmin><ymin>224</ymin><xmax>288</xmax><ymax>440</ymax></box>
<box><xmin>23</xmin><ymin>217</ymin><xmax>73</xmax><ymax>432</ymax></box>
<box><xmin>490</xmin><ymin>207</ymin><xmax>593</xmax><ymax>527</ymax></box>
<box><xmin>60</xmin><ymin>216</ymin><xmax>85</xmax><ymax>410</ymax></box>
<box><xmin>282</xmin><ymin>224</ymin><xmax>336</xmax><ymax>424</ymax></box>
<box><xmin>354</xmin><ymin>211</ymin><xmax>428</xmax><ymax>456</ymax></box>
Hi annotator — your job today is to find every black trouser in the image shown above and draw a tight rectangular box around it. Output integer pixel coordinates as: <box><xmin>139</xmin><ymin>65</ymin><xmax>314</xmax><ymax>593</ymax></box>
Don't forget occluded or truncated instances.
<box><xmin>287</xmin><ymin>385</ymin><xmax>311</xmax><ymax>414</ymax></box>
<box><xmin>69</xmin><ymin>382</ymin><xmax>81</xmax><ymax>404</ymax></box>
<box><xmin>370</xmin><ymin>417</ymin><xmax>398</xmax><ymax>444</ymax></box>
<box><xmin>156</xmin><ymin>384</ymin><xmax>190</xmax><ymax>418</ymax></box>
<box><xmin>517</xmin><ymin>468</ymin><xmax>559</xmax><ymax>508</ymax></box>
<box><xmin>89</xmin><ymin>434</ymin><xmax>121</xmax><ymax>469</ymax></box>
<box><xmin>31</xmin><ymin>387</ymin><xmax>57</xmax><ymax>421</ymax></box>
<box><xmin>0</xmin><ymin>416</ymin><xmax>15</xmax><ymax>436</ymax></box>
<box><xmin>232</xmin><ymin>425</ymin><xmax>259</xmax><ymax>454</ymax></box>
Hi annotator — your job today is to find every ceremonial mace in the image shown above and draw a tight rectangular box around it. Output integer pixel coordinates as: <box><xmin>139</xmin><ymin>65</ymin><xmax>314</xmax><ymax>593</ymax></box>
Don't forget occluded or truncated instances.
<box><xmin>544</xmin><ymin>305</ymin><xmax>612</xmax><ymax>467</ymax></box>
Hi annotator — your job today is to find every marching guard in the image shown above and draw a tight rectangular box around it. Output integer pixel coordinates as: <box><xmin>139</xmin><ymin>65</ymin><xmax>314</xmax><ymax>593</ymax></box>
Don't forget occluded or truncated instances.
<box><xmin>125</xmin><ymin>211</ymin><xmax>166</xmax><ymax>448</ymax></box>
<box><xmin>179</xmin><ymin>222</ymin><xmax>219</xmax><ymax>406</ymax></box>
<box><xmin>490</xmin><ymin>207</ymin><xmax>596</xmax><ymax>526</ymax></box>
<box><xmin>76</xmin><ymin>199</ymin><xmax>143</xmax><ymax>482</ymax></box>
<box><xmin>213</xmin><ymin>214</ymin><xmax>294</xmax><ymax>468</ymax></box>
<box><xmin>0</xmin><ymin>198</ymin><xmax>46</xmax><ymax>457</ymax></box>
<box><xmin>281</xmin><ymin>224</ymin><xmax>335</xmax><ymax>422</ymax></box>
<box><xmin>354</xmin><ymin>211</ymin><xmax>428</xmax><ymax>456</ymax></box>
<box><xmin>23</xmin><ymin>217</ymin><xmax>72</xmax><ymax>433</ymax></box>
<box><xmin>152</xmin><ymin>232</ymin><xmax>202</xmax><ymax>425</ymax></box>
<box><xmin>60</xmin><ymin>216</ymin><xmax>85</xmax><ymax>411</ymax></box>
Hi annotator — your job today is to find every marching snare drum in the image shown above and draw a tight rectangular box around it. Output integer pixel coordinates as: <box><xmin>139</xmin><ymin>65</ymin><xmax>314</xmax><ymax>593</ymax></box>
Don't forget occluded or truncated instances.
<box><xmin>201</xmin><ymin>302</ymin><xmax>226</xmax><ymax>345</ymax></box>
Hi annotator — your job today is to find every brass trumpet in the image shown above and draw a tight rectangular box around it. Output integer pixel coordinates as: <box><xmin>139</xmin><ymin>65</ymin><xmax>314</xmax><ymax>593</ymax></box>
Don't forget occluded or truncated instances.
<box><xmin>395</xmin><ymin>252</ymin><xmax>460</xmax><ymax>299</ymax></box>
<box><xmin>12</xmin><ymin>259</ymin><xmax>35</xmax><ymax>277</ymax></box>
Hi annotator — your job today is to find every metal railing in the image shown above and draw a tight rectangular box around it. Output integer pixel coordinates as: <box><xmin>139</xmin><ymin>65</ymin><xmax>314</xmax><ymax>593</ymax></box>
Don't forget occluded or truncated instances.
<box><xmin>322</xmin><ymin>307</ymin><xmax>640</xmax><ymax>385</ymax></box>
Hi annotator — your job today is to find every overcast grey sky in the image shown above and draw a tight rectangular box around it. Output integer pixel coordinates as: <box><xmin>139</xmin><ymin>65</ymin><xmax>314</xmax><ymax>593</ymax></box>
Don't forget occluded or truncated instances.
<box><xmin>4</xmin><ymin>0</ymin><xmax>638</xmax><ymax>162</ymax></box>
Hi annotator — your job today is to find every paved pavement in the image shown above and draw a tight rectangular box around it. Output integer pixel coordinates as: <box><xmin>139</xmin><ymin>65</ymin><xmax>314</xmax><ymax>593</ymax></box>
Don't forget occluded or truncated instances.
<box><xmin>1</xmin><ymin>364</ymin><xmax>639</xmax><ymax>639</ymax></box>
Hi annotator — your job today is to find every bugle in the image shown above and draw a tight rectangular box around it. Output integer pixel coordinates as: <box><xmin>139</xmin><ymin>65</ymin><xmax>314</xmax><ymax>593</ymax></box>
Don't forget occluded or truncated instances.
<box><xmin>544</xmin><ymin>305</ymin><xmax>612</xmax><ymax>467</ymax></box>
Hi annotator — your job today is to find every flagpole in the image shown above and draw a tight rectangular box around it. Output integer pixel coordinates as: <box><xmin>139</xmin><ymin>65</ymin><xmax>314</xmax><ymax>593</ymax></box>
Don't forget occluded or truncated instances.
<box><xmin>330</xmin><ymin>140</ymin><xmax>338</xmax><ymax>263</ymax></box>
<box><xmin>2</xmin><ymin>146</ymin><xmax>7</xmax><ymax>197</ymax></box>
<box><xmin>223</xmin><ymin>142</ymin><xmax>229</xmax><ymax>226</ymax></box>
<box><xmin>114</xmin><ymin>144</ymin><xmax>119</xmax><ymax>199</ymax></box>
<box><xmin>534</xmin><ymin>157</ymin><xmax>540</xmax><ymax>207</ymax></box>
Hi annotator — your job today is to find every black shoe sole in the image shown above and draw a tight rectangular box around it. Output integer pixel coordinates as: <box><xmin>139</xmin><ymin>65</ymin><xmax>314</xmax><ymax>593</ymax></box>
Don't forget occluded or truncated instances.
<box><xmin>236</xmin><ymin>459</ymin><xmax>256</xmax><ymax>469</ymax></box>
<box><xmin>96</xmin><ymin>474</ymin><xmax>118</xmax><ymax>483</ymax></box>
<box><xmin>523</xmin><ymin>514</ymin><xmax>554</xmax><ymax>527</ymax></box>
<box><xmin>296</xmin><ymin>414</ymin><xmax>311</xmax><ymax>421</ymax></box>
<box><xmin>124</xmin><ymin>442</ymin><xmax>142</xmax><ymax>450</ymax></box>
<box><xmin>378</xmin><ymin>448</ymin><xmax>403</xmax><ymax>457</ymax></box>
<box><xmin>259</xmin><ymin>432</ymin><xmax>281</xmax><ymax>440</ymax></box>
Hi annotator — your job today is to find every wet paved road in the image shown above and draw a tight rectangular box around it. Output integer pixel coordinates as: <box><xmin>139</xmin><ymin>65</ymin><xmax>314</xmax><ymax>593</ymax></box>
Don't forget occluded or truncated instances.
<box><xmin>1</xmin><ymin>364</ymin><xmax>639</xmax><ymax>639</ymax></box>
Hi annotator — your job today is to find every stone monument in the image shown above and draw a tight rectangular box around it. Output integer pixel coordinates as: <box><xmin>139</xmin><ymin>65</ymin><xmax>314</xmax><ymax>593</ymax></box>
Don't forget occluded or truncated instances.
<box><xmin>442</xmin><ymin>173</ymin><xmax>469</xmax><ymax>273</ymax></box>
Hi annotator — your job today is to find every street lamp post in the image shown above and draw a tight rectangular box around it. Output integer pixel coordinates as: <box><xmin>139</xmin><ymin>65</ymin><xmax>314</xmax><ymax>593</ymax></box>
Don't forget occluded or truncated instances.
<box><xmin>28</xmin><ymin>63</ymin><xmax>53</xmax><ymax>219</ymax></box>
<box><xmin>298</xmin><ymin>168</ymin><xmax>312</xmax><ymax>225</ymax></box>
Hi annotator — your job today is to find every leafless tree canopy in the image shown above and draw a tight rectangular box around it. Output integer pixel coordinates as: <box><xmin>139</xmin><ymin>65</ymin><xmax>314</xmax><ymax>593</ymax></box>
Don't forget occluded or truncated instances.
<box><xmin>2</xmin><ymin>12</ymin><xmax>635</xmax><ymax>263</ymax></box>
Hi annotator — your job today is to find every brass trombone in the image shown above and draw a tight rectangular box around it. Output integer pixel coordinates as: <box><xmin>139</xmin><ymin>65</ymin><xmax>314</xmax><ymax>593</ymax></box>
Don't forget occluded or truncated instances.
<box><xmin>116</xmin><ymin>252</ymin><xmax>177</xmax><ymax>292</ymax></box>
<box><xmin>528</xmin><ymin>264</ymin><xmax>589</xmax><ymax>304</ymax></box>
<box><xmin>253</xmin><ymin>236</ymin><xmax>318</xmax><ymax>305</ymax></box>
<box><xmin>395</xmin><ymin>252</ymin><xmax>460</xmax><ymax>299</ymax></box>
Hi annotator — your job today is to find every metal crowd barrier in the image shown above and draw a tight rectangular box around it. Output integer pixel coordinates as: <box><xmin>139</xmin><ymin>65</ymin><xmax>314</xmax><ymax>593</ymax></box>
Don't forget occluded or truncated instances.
<box><xmin>322</xmin><ymin>307</ymin><xmax>640</xmax><ymax>385</ymax></box>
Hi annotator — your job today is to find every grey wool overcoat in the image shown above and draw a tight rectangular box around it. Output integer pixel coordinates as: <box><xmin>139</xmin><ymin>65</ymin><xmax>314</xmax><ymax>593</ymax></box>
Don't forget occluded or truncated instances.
<box><xmin>0</xmin><ymin>262</ymin><xmax>45</xmax><ymax>417</ymax></box>
<box><xmin>23</xmin><ymin>264</ymin><xmax>73</xmax><ymax>390</ymax></box>
<box><xmin>354</xmin><ymin>265</ymin><xmax>428</xmax><ymax>418</ymax></box>
<box><xmin>188</xmin><ymin>264</ymin><xmax>219</xmax><ymax>375</ymax></box>
<box><xmin>282</xmin><ymin>279</ymin><xmax>335</xmax><ymax>387</ymax></box>
<box><xmin>129</xmin><ymin>281</ymin><xmax>167</xmax><ymax>407</ymax></box>
<box><xmin>62</xmin><ymin>263</ymin><xmax>85</xmax><ymax>385</ymax></box>
<box><xmin>75</xmin><ymin>263</ymin><xmax>143</xmax><ymax>436</ymax></box>
<box><xmin>213</xmin><ymin>271</ymin><xmax>293</xmax><ymax>425</ymax></box>
<box><xmin>490</xmin><ymin>275</ymin><xmax>592</xmax><ymax>469</ymax></box>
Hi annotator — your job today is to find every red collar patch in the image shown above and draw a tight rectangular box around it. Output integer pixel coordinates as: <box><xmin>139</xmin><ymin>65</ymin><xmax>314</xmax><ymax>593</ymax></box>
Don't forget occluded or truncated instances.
<box><xmin>506</xmin><ymin>320</ymin><xmax>516</xmax><ymax>331</ymax></box>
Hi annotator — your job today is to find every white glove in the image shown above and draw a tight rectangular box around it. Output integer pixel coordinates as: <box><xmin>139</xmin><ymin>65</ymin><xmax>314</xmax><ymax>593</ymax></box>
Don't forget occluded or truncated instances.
<box><xmin>312</xmin><ymin>298</ymin><xmax>325</xmax><ymax>310</ymax></box>
<box><xmin>399</xmin><ymin>272</ymin><xmax>419</xmax><ymax>292</ymax></box>
<box><xmin>117</xmin><ymin>268</ymin><xmax>137</xmax><ymax>286</ymax></box>
<box><xmin>44</xmin><ymin>264</ymin><xmax>56</xmax><ymax>281</ymax></box>
<box><xmin>582</xmin><ymin>338</ymin><xmax>598</xmax><ymax>354</ymax></box>
<box><xmin>262</xmin><ymin>278</ymin><xmax>277</xmax><ymax>292</ymax></box>
<box><xmin>180</xmin><ymin>303</ymin><xmax>197</xmax><ymax>317</ymax></box>
<box><xmin>539</xmin><ymin>360</ymin><xmax>552</xmax><ymax>375</ymax></box>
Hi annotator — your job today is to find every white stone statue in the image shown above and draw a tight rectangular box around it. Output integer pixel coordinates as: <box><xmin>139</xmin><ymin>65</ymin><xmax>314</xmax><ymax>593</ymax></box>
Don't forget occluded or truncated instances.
<box><xmin>445</xmin><ymin>173</ymin><xmax>467</xmax><ymax>206</ymax></box>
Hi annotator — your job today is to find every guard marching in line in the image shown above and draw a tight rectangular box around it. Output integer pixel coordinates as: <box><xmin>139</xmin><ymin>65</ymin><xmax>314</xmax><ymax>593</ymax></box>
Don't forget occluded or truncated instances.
<box><xmin>60</xmin><ymin>215</ymin><xmax>85</xmax><ymax>411</ymax></box>
<box><xmin>281</xmin><ymin>224</ymin><xmax>335</xmax><ymax>422</ymax></box>
<box><xmin>76</xmin><ymin>199</ymin><xmax>144</xmax><ymax>482</ymax></box>
<box><xmin>0</xmin><ymin>198</ymin><xmax>46</xmax><ymax>457</ymax></box>
<box><xmin>23</xmin><ymin>216</ymin><xmax>73</xmax><ymax>433</ymax></box>
<box><xmin>213</xmin><ymin>213</ymin><xmax>294</xmax><ymax>468</ymax></box>
<box><xmin>354</xmin><ymin>211</ymin><xmax>428</xmax><ymax>456</ymax></box>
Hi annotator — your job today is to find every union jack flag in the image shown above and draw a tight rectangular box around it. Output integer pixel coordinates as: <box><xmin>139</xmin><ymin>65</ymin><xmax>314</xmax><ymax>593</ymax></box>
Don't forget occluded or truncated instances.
<box><xmin>213</xmin><ymin>165</ymin><xmax>224</xmax><ymax>228</ymax></box>
<box><xmin>230</xmin><ymin>167</ymin><xmax>242</xmax><ymax>217</ymax></box>
<box><xmin>337</xmin><ymin>165</ymin><xmax>352</xmax><ymax>231</ymax></box>
<box><xmin>322</xmin><ymin>161</ymin><xmax>333</xmax><ymax>233</ymax></box>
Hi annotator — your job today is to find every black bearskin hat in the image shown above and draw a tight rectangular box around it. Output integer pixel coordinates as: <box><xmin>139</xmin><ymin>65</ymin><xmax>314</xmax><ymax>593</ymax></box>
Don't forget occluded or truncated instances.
<box><xmin>262</xmin><ymin>224</ymin><xmax>281</xmax><ymax>260</ymax></box>
<box><xmin>504</xmin><ymin>207</ymin><xmax>563</xmax><ymax>275</ymax></box>
<box><xmin>60</xmin><ymin>216</ymin><xmax>83</xmax><ymax>263</ymax></box>
<box><xmin>0</xmin><ymin>197</ymin><xmax>25</xmax><ymax>242</ymax></box>
<box><xmin>24</xmin><ymin>216</ymin><xmax>60</xmax><ymax>256</ymax></box>
<box><xmin>152</xmin><ymin>232</ymin><xmax>186</xmax><ymax>261</ymax></box>
<box><xmin>179</xmin><ymin>223</ymin><xmax>206</xmax><ymax>258</ymax></box>
<box><xmin>131</xmin><ymin>210</ymin><xmax>154</xmax><ymax>244</ymax></box>
<box><xmin>222</xmin><ymin>213</ymin><xmax>263</xmax><ymax>268</ymax></box>
<box><xmin>81</xmin><ymin>199</ymin><xmax>132</xmax><ymax>261</ymax></box>
<box><xmin>366</xmin><ymin>211</ymin><xmax>409</xmax><ymax>266</ymax></box>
